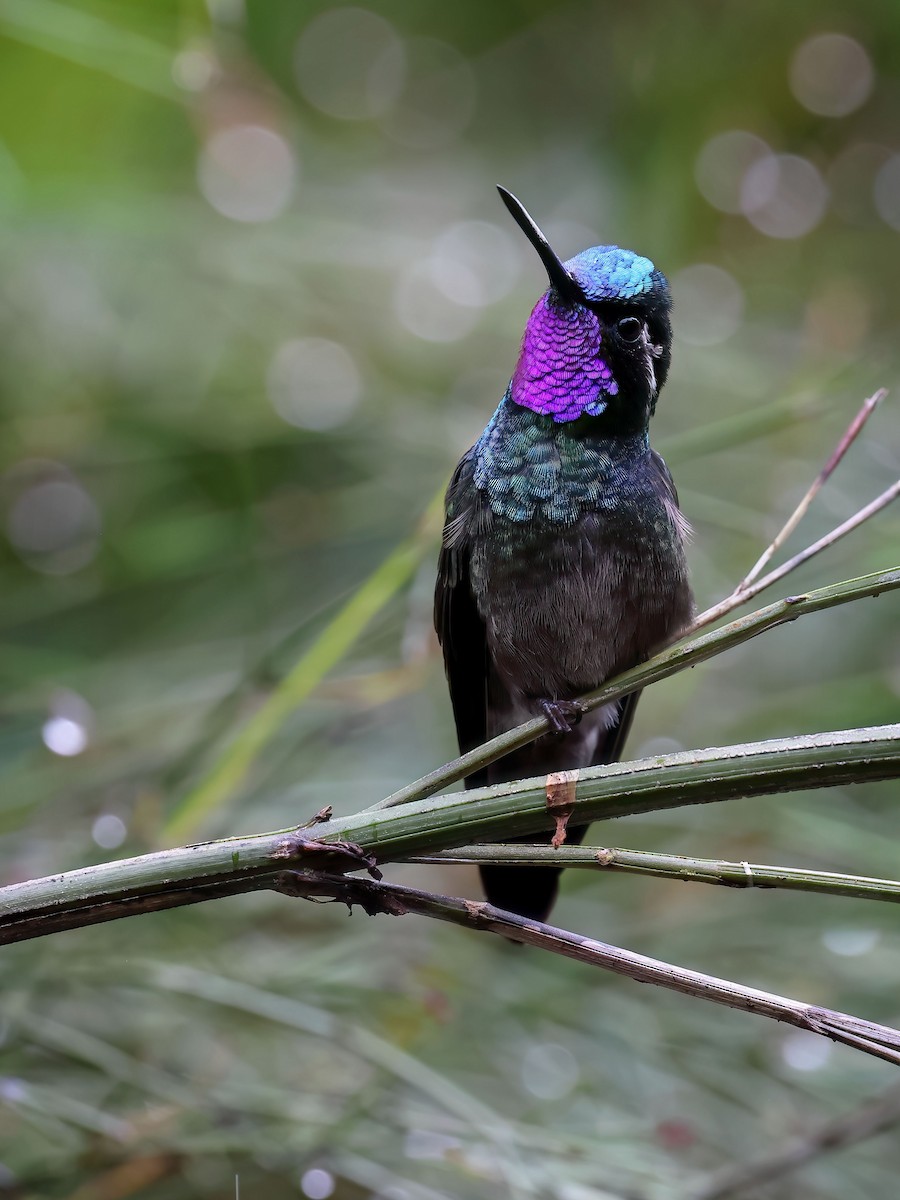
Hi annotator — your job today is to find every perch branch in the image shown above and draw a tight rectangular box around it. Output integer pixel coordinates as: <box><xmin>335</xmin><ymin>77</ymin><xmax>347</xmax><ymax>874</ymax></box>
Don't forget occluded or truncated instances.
<box><xmin>372</xmin><ymin>566</ymin><xmax>900</xmax><ymax>809</ymax></box>
<box><xmin>2</xmin><ymin>724</ymin><xmax>899</xmax><ymax>946</ymax></box>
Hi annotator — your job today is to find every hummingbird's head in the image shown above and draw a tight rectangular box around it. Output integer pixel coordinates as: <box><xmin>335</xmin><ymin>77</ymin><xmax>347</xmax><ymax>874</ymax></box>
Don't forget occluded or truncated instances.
<box><xmin>498</xmin><ymin>186</ymin><xmax>672</xmax><ymax>429</ymax></box>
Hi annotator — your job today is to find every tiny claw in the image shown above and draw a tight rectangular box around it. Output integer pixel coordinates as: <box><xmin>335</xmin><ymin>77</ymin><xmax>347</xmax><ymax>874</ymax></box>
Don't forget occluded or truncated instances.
<box><xmin>539</xmin><ymin>699</ymin><xmax>585</xmax><ymax>735</ymax></box>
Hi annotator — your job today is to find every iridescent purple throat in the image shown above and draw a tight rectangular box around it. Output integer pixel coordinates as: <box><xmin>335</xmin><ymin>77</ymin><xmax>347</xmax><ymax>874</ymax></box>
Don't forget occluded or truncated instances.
<box><xmin>510</xmin><ymin>293</ymin><xmax>618</xmax><ymax>424</ymax></box>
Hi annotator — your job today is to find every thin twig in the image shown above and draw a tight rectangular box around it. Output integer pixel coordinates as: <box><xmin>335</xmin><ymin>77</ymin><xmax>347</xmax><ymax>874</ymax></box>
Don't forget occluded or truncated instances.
<box><xmin>413</xmin><ymin>845</ymin><xmax>900</xmax><ymax>904</ymax></box>
<box><xmin>738</xmin><ymin>388</ymin><xmax>887</xmax><ymax>591</ymax></box>
<box><xmin>692</xmin><ymin>1082</ymin><xmax>900</xmax><ymax>1200</ymax></box>
<box><xmin>274</xmin><ymin>872</ymin><xmax>900</xmax><ymax>1070</ymax></box>
<box><xmin>694</xmin><ymin>479</ymin><xmax>900</xmax><ymax>630</ymax></box>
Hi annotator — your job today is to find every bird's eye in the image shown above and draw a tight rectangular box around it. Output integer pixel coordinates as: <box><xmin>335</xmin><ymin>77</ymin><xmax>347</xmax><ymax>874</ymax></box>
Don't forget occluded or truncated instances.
<box><xmin>617</xmin><ymin>316</ymin><xmax>643</xmax><ymax>343</ymax></box>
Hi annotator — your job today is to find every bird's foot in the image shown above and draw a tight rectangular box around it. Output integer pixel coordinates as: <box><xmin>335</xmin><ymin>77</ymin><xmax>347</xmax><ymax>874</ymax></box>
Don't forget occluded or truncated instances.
<box><xmin>539</xmin><ymin>699</ymin><xmax>586</xmax><ymax>736</ymax></box>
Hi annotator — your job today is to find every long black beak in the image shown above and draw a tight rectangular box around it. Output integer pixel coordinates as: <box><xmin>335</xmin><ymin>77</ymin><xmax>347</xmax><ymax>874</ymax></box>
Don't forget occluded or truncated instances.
<box><xmin>497</xmin><ymin>186</ymin><xmax>583</xmax><ymax>302</ymax></box>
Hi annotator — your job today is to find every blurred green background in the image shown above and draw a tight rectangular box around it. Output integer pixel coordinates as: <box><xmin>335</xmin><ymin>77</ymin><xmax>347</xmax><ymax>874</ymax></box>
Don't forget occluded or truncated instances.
<box><xmin>1</xmin><ymin>1</ymin><xmax>900</xmax><ymax>1197</ymax></box>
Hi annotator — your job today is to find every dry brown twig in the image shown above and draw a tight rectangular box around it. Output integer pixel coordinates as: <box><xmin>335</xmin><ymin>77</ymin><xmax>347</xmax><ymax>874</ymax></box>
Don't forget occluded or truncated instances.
<box><xmin>739</xmin><ymin>388</ymin><xmax>886</xmax><ymax>590</ymax></box>
<box><xmin>694</xmin><ymin>388</ymin><xmax>896</xmax><ymax>630</ymax></box>
<box><xmin>273</xmin><ymin>871</ymin><xmax>900</xmax><ymax>1070</ymax></box>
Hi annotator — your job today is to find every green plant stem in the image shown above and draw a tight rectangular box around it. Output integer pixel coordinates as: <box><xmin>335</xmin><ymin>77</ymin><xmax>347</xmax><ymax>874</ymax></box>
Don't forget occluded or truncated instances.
<box><xmin>2</xmin><ymin>724</ymin><xmax>899</xmax><ymax>946</ymax></box>
<box><xmin>372</xmin><ymin>566</ymin><xmax>900</xmax><ymax>811</ymax></box>
<box><xmin>415</xmin><ymin>845</ymin><xmax>900</xmax><ymax>903</ymax></box>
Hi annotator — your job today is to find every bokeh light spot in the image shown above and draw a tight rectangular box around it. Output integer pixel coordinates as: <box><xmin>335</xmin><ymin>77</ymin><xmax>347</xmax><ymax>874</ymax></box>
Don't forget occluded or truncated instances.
<box><xmin>429</xmin><ymin>221</ymin><xmax>520</xmax><ymax>307</ymax></box>
<box><xmin>822</xmin><ymin>927</ymin><xmax>879</xmax><ymax>956</ymax></box>
<box><xmin>789</xmin><ymin>33</ymin><xmax>874</xmax><ymax>117</ymax></box>
<box><xmin>394</xmin><ymin>264</ymin><xmax>478</xmax><ymax>342</ymax></box>
<box><xmin>7</xmin><ymin>470</ymin><xmax>101</xmax><ymax>575</ymax></box>
<box><xmin>741</xmin><ymin>154</ymin><xmax>828</xmax><ymax>238</ymax></box>
<box><xmin>42</xmin><ymin>716</ymin><xmax>88</xmax><ymax>757</ymax></box>
<box><xmin>521</xmin><ymin>1042</ymin><xmax>579</xmax><ymax>1100</ymax></box>
<box><xmin>739</xmin><ymin>153</ymin><xmax>780</xmax><ymax>214</ymax></box>
<box><xmin>0</xmin><ymin>1079</ymin><xmax>27</xmax><ymax>1104</ymax></box>
<box><xmin>172</xmin><ymin>46</ymin><xmax>217</xmax><ymax>92</ymax></box>
<box><xmin>267</xmin><ymin>338</ymin><xmax>361</xmax><ymax>431</ymax></box>
<box><xmin>695</xmin><ymin>131</ymin><xmax>772</xmax><ymax>214</ymax></box>
<box><xmin>92</xmin><ymin>814</ymin><xmax>127</xmax><ymax>850</ymax></box>
<box><xmin>780</xmin><ymin>1031</ymin><xmax>832</xmax><ymax>1072</ymax></box>
<box><xmin>299</xmin><ymin>1168</ymin><xmax>335</xmax><ymax>1199</ymax></box>
<box><xmin>42</xmin><ymin>690</ymin><xmax>94</xmax><ymax>758</ymax></box>
<box><xmin>295</xmin><ymin>8</ymin><xmax>405</xmax><ymax>120</ymax></box>
<box><xmin>198</xmin><ymin>125</ymin><xmax>297</xmax><ymax>223</ymax></box>
<box><xmin>672</xmin><ymin>264</ymin><xmax>744</xmax><ymax>346</ymax></box>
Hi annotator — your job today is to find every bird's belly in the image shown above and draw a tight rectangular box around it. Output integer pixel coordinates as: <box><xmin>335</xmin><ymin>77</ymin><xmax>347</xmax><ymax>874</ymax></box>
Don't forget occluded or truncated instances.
<box><xmin>472</xmin><ymin>515</ymin><xmax>689</xmax><ymax>701</ymax></box>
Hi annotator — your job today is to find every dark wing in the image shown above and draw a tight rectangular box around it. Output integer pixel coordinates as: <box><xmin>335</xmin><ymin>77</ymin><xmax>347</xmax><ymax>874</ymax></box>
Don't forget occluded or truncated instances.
<box><xmin>649</xmin><ymin>447</ymin><xmax>692</xmax><ymax>542</ymax></box>
<box><xmin>434</xmin><ymin>451</ymin><xmax>491</xmax><ymax>789</ymax></box>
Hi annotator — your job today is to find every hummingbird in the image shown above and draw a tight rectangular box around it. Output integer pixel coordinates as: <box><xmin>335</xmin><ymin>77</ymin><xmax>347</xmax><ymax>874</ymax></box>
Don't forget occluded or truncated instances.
<box><xmin>434</xmin><ymin>188</ymin><xmax>693</xmax><ymax>923</ymax></box>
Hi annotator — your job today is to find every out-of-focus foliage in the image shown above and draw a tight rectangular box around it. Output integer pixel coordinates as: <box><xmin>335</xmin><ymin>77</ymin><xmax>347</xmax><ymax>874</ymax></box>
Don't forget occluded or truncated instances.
<box><xmin>1</xmin><ymin>1</ymin><xmax>899</xmax><ymax>1197</ymax></box>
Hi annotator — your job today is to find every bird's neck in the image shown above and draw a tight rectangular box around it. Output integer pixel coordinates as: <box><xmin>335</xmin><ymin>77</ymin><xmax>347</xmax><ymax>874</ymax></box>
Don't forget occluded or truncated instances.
<box><xmin>473</xmin><ymin>392</ymin><xmax>650</xmax><ymax>525</ymax></box>
<box><xmin>511</xmin><ymin>294</ymin><xmax>618</xmax><ymax>421</ymax></box>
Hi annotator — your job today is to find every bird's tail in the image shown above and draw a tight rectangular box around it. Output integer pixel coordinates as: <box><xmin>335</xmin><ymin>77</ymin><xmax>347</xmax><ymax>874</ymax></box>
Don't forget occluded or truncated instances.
<box><xmin>476</xmin><ymin>692</ymin><xmax>640</xmax><ymax>923</ymax></box>
<box><xmin>478</xmin><ymin>825</ymin><xmax>587</xmax><ymax>923</ymax></box>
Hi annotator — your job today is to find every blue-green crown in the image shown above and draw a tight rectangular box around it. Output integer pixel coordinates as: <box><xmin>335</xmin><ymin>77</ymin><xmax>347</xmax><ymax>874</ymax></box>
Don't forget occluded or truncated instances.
<box><xmin>564</xmin><ymin>246</ymin><xmax>658</xmax><ymax>302</ymax></box>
